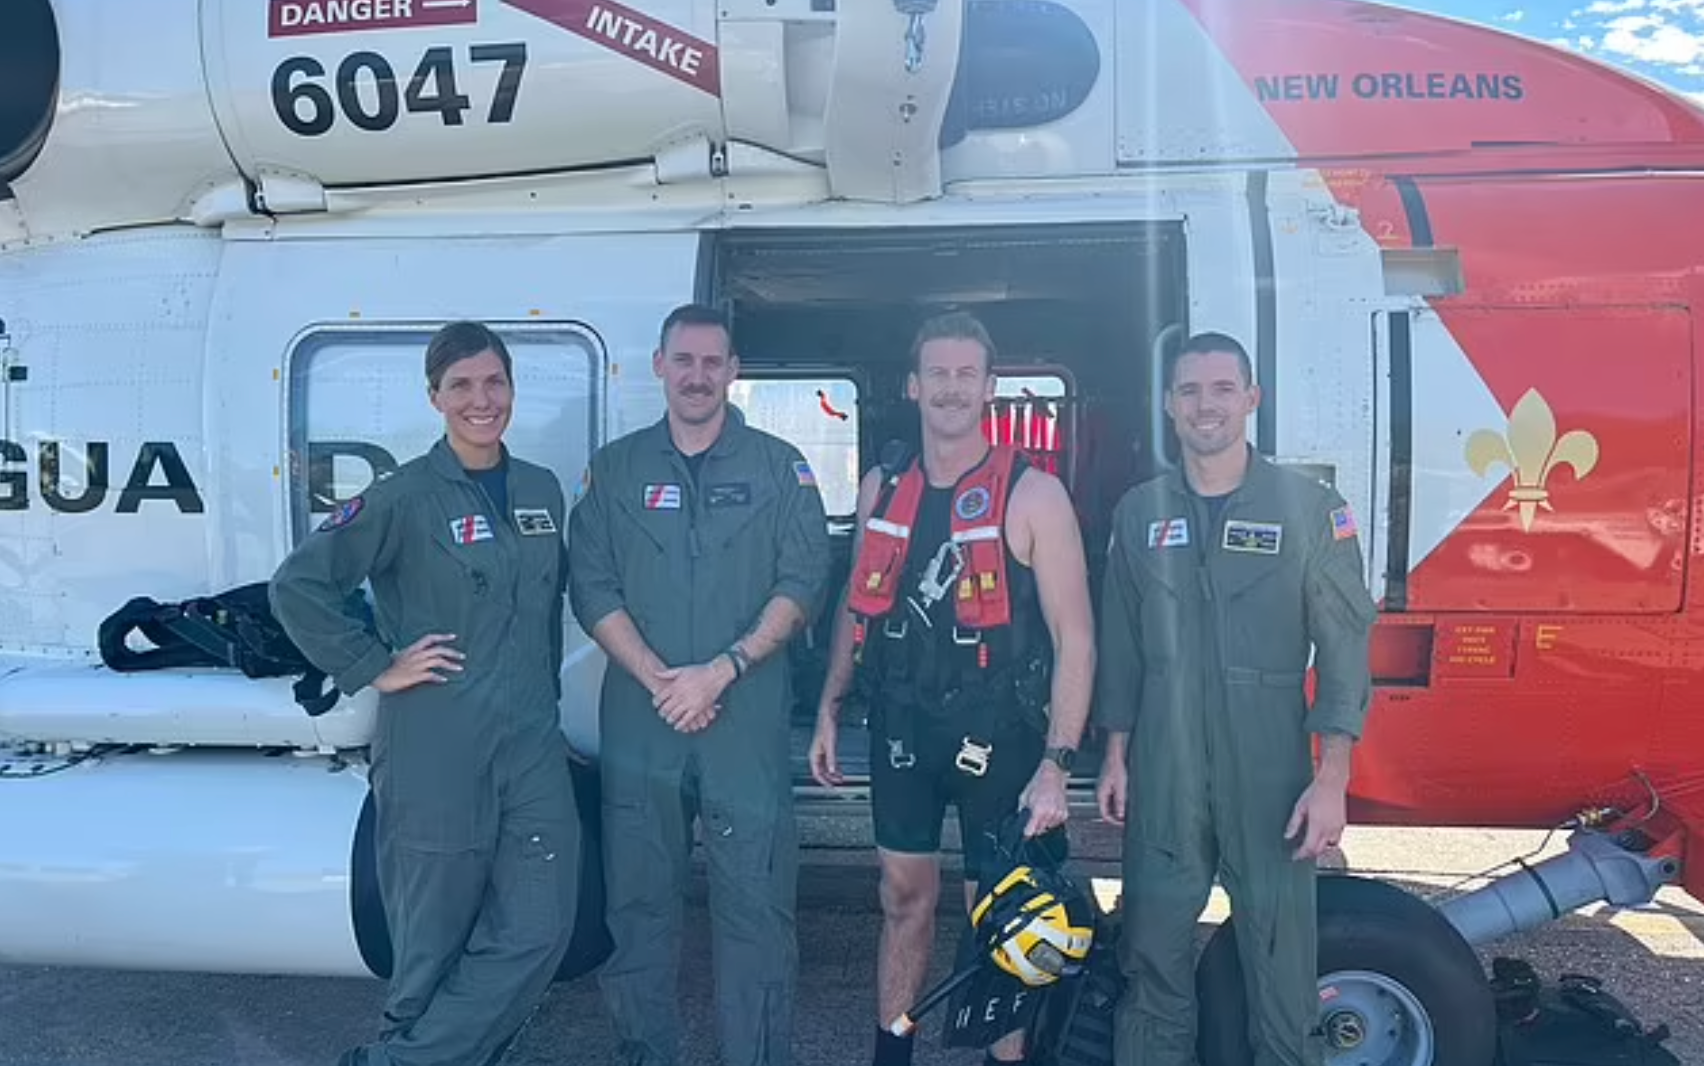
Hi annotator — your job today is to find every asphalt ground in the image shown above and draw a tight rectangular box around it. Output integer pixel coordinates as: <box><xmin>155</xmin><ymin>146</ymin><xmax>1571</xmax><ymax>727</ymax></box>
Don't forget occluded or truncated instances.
<box><xmin>3</xmin><ymin>809</ymin><xmax>1699</xmax><ymax>1066</ymax></box>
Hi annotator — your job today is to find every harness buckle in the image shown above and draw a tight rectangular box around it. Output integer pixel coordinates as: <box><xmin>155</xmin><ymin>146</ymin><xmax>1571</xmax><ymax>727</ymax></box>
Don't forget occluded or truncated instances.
<box><xmin>887</xmin><ymin>738</ymin><xmax>916</xmax><ymax>770</ymax></box>
<box><xmin>952</xmin><ymin>625</ymin><xmax>982</xmax><ymax>647</ymax></box>
<box><xmin>955</xmin><ymin>736</ymin><xmax>993</xmax><ymax>777</ymax></box>
<box><xmin>883</xmin><ymin>616</ymin><xmax>910</xmax><ymax>640</ymax></box>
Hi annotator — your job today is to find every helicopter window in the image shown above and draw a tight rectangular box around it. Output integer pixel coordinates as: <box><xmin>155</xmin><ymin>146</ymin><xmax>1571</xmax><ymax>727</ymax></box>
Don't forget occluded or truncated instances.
<box><xmin>285</xmin><ymin>322</ymin><xmax>603</xmax><ymax>544</ymax></box>
<box><xmin>728</xmin><ymin>375</ymin><xmax>860</xmax><ymax>520</ymax></box>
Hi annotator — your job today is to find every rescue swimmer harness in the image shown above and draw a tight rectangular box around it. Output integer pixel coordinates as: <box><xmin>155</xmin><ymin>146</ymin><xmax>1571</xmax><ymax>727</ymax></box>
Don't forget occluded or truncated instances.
<box><xmin>97</xmin><ymin>582</ymin><xmax>350</xmax><ymax>716</ymax></box>
<box><xmin>846</xmin><ymin>442</ymin><xmax>1051</xmax><ymax>773</ymax></box>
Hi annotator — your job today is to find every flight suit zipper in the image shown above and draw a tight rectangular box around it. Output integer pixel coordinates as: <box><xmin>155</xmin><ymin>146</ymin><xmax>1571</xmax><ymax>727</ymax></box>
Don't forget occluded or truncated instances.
<box><xmin>671</xmin><ymin>451</ymin><xmax>703</xmax><ymax>663</ymax></box>
<box><xmin>1191</xmin><ymin>494</ymin><xmax>1220</xmax><ymax>781</ymax></box>
<box><xmin>469</xmin><ymin>475</ymin><xmax>521</xmax><ymax>731</ymax></box>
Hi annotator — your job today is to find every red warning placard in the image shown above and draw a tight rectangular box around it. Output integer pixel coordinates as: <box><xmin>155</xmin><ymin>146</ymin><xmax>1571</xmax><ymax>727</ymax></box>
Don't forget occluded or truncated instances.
<box><xmin>500</xmin><ymin>0</ymin><xmax>721</xmax><ymax>97</ymax></box>
<box><xmin>269</xmin><ymin>0</ymin><xmax>479</xmax><ymax>38</ymax></box>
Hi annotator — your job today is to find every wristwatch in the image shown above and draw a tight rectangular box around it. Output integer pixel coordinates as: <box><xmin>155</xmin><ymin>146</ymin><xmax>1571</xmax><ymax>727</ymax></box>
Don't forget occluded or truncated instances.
<box><xmin>1043</xmin><ymin>746</ymin><xmax>1076</xmax><ymax>773</ymax></box>
<box><xmin>724</xmin><ymin>645</ymin><xmax>751</xmax><ymax>680</ymax></box>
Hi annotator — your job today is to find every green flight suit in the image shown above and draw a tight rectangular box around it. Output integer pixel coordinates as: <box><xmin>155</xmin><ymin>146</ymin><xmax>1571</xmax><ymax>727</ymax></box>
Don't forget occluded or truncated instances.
<box><xmin>567</xmin><ymin>407</ymin><xmax>831</xmax><ymax>1066</ymax></box>
<box><xmin>1093</xmin><ymin>450</ymin><xmax>1377</xmax><ymax>1066</ymax></box>
<box><xmin>270</xmin><ymin>437</ymin><xmax>582</xmax><ymax>1066</ymax></box>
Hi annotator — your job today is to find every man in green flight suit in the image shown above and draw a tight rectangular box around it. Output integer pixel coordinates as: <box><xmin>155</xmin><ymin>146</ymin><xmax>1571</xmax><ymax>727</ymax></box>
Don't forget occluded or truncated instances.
<box><xmin>269</xmin><ymin>321</ymin><xmax>583</xmax><ymax>1066</ymax></box>
<box><xmin>567</xmin><ymin>303</ymin><xmax>832</xmax><ymax>1066</ymax></box>
<box><xmin>1093</xmin><ymin>331</ymin><xmax>1378</xmax><ymax>1066</ymax></box>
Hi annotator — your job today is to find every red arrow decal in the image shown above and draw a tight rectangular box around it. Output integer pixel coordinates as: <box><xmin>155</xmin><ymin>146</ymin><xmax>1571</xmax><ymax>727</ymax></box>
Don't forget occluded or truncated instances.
<box><xmin>500</xmin><ymin>0</ymin><xmax>720</xmax><ymax>97</ymax></box>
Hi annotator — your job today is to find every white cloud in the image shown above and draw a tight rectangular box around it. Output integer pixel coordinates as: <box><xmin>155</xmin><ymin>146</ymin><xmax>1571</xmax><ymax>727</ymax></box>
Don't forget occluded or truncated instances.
<box><xmin>1502</xmin><ymin>9</ymin><xmax>1526</xmax><ymax>20</ymax></box>
<box><xmin>1600</xmin><ymin>13</ymin><xmax>1704</xmax><ymax>64</ymax></box>
<box><xmin>1586</xmin><ymin>0</ymin><xmax>1648</xmax><ymax>11</ymax></box>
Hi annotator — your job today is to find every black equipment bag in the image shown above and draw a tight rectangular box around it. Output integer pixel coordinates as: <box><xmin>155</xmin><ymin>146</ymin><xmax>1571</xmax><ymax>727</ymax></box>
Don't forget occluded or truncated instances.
<box><xmin>1492</xmin><ymin>958</ymin><xmax>1681</xmax><ymax>1066</ymax></box>
<box><xmin>97</xmin><ymin>581</ymin><xmax>346</xmax><ymax>716</ymax></box>
<box><xmin>941</xmin><ymin>812</ymin><xmax>1081</xmax><ymax>1051</ymax></box>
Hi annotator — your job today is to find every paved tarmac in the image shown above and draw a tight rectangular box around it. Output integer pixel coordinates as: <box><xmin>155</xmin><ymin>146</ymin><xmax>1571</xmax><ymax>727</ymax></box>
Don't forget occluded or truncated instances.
<box><xmin>2</xmin><ymin>811</ymin><xmax>1699</xmax><ymax>1066</ymax></box>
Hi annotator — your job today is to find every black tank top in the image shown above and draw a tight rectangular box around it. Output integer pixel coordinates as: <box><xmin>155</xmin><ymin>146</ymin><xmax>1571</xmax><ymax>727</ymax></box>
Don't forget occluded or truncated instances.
<box><xmin>892</xmin><ymin>455</ymin><xmax>1043</xmax><ymax>700</ymax></box>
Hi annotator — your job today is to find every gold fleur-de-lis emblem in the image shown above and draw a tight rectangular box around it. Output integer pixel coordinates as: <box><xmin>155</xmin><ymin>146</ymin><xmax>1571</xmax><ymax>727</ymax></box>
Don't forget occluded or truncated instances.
<box><xmin>1464</xmin><ymin>388</ymin><xmax>1599</xmax><ymax>532</ymax></box>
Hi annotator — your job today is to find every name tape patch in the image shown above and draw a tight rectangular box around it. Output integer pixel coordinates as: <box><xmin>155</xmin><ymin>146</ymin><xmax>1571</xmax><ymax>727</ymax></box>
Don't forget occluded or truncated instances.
<box><xmin>1223</xmin><ymin>519</ymin><xmax>1283</xmax><ymax>555</ymax></box>
<box><xmin>707</xmin><ymin>482</ymin><xmax>751</xmax><ymax>509</ymax></box>
<box><xmin>514</xmin><ymin>508</ymin><xmax>558</xmax><ymax>535</ymax></box>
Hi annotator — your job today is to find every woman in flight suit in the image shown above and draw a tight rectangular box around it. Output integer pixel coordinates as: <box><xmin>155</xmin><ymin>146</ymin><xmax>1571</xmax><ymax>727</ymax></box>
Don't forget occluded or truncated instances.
<box><xmin>270</xmin><ymin>321</ymin><xmax>582</xmax><ymax>1066</ymax></box>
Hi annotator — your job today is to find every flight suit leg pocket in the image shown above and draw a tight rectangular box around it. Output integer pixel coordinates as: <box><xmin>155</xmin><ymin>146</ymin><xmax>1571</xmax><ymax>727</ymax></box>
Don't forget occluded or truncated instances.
<box><xmin>699</xmin><ymin>793</ymin><xmax>797</xmax><ymax>935</ymax></box>
<box><xmin>699</xmin><ymin>790</ymin><xmax>798</xmax><ymax>1066</ymax></box>
<box><xmin>501</xmin><ymin>816</ymin><xmax>575</xmax><ymax>956</ymax></box>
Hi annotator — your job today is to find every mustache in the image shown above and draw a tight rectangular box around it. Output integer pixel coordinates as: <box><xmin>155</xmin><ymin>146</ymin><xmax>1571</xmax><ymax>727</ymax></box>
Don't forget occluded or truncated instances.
<box><xmin>931</xmin><ymin>395</ymin><xmax>973</xmax><ymax>407</ymax></box>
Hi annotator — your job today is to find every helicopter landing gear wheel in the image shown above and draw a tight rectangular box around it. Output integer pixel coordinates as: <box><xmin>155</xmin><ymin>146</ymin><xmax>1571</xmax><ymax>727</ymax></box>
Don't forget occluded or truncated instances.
<box><xmin>1195</xmin><ymin>875</ymin><xmax>1497</xmax><ymax>1066</ymax></box>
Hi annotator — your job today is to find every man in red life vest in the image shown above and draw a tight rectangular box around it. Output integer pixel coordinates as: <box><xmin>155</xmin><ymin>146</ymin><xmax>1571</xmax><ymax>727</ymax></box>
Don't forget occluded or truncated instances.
<box><xmin>810</xmin><ymin>311</ymin><xmax>1096</xmax><ymax>1066</ymax></box>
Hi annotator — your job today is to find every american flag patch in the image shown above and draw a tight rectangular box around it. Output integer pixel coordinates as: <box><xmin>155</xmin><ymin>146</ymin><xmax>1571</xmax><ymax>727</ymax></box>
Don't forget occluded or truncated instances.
<box><xmin>644</xmin><ymin>483</ymin><xmax>682</xmax><ymax>510</ymax></box>
<box><xmin>450</xmin><ymin>514</ymin><xmax>494</xmax><ymax>544</ymax></box>
<box><xmin>794</xmin><ymin>460</ymin><xmax>817</xmax><ymax>487</ymax></box>
<box><xmin>1330</xmin><ymin>505</ymin><xmax>1358</xmax><ymax>540</ymax></box>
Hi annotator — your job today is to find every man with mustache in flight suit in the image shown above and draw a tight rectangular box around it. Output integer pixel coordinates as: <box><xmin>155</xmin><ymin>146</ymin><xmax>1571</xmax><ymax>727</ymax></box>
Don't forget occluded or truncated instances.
<box><xmin>568</xmin><ymin>303</ymin><xmax>832</xmax><ymax>1066</ymax></box>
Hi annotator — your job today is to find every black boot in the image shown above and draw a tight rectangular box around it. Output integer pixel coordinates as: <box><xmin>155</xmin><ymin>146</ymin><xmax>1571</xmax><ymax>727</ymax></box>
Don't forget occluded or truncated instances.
<box><xmin>874</xmin><ymin>1026</ymin><xmax>916</xmax><ymax>1066</ymax></box>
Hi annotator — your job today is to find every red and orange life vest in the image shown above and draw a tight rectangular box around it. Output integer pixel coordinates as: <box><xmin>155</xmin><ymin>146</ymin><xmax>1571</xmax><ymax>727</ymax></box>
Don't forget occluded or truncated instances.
<box><xmin>849</xmin><ymin>445</ymin><xmax>1022</xmax><ymax>634</ymax></box>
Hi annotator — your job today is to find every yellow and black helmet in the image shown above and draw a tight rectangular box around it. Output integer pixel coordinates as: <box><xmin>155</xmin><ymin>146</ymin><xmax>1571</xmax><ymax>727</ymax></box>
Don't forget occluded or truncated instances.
<box><xmin>969</xmin><ymin>862</ymin><xmax>1096</xmax><ymax>987</ymax></box>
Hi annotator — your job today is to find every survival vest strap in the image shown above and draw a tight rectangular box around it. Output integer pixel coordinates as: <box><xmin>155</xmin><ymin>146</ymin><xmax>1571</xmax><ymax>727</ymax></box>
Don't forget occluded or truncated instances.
<box><xmin>846</xmin><ymin>443</ymin><xmax>1051</xmax><ymax>764</ymax></box>
<box><xmin>848</xmin><ymin>442</ymin><xmax>1025</xmax><ymax>661</ymax></box>
<box><xmin>97</xmin><ymin>582</ymin><xmax>343</xmax><ymax>717</ymax></box>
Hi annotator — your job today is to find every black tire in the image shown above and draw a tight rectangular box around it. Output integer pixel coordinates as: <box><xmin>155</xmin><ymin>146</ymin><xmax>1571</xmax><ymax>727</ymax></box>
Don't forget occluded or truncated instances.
<box><xmin>1195</xmin><ymin>874</ymin><xmax>1497</xmax><ymax>1066</ymax></box>
<box><xmin>349</xmin><ymin>753</ymin><xmax>613</xmax><ymax>984</ymax></box>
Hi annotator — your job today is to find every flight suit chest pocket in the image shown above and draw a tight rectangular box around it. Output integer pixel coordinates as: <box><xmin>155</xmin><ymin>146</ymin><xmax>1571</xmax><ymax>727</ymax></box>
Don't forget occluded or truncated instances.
<box><xmin>1213</xmin><ymin>520</ymin><xmax>1300</xmax><ymax>607</ymax></box>
<box><xmin>429</xmin><ymin>515</ymin><xmax>503</xmax><ymax>598</ymax></box>
<box><xmin>614</xmin><ymin>484</ymin><xmax>683</xmax><ymax>556</ymax></box>
<box><xmin>511</xmin><ymin>505</ymin><xmax>563</xmax><ymax>597</ymax></box>
<box><xmin>702</xmin><ymin>477</ymin><xmax>774</xmax><ymax>549</ymax></box>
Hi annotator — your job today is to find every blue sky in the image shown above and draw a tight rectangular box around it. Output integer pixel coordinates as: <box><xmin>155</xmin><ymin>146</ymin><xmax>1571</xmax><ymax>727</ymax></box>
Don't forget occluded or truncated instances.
<box><xmin>1397</xmin><ymin>0</ymin><xmax>1704</xmax><ymax>103</ymax></box>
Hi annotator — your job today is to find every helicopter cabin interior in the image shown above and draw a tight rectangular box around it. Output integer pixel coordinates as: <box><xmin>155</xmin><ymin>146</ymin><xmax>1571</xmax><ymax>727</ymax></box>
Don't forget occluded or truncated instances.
<box><xmin>704</xmin><ymin>223</ymin><xmax>1193</xmax><ymax>782</ymax></box>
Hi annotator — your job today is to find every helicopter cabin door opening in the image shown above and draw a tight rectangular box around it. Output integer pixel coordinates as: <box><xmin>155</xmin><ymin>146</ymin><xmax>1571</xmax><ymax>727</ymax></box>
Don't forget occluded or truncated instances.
<box><xmin>705</xmin><ymin>222</ymin><xmax>1190</xmax><ymax>786</ymax></box>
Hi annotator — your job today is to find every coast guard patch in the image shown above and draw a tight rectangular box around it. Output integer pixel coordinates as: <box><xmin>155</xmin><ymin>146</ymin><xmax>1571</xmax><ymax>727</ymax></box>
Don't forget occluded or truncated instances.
<box><xmin>1147</xmin><ymin>517</ymin><xmax>1189</xmax><ymax>548</ymax></box>
<box><xmin>318</xmin><ymin>496</ymin><xmax>363</xmax><ymax>532</ymax></box>
<box><xmin>450</xmin><ymin>514</ymin><xmax>494</xmax><ymax>544</ymax></box>
<box><xmin>644</xmin><ymin>484</ymin><xmax>682</xmax><ymax>510</ymax></box>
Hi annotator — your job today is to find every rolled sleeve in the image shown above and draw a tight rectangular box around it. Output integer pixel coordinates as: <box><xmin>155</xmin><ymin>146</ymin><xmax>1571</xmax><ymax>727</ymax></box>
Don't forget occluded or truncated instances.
<box><xmin>566</xmin><ymin>451</ymin><xmax>627</xmax><ymax>633</ymax></box>
<box><xmin>770</xmin><ymin>449</ymin><xmax>832</xmax><ymax>622</ymax></box>
<box><xmin>268</xmin><ymin>490</ymin><xmax>397</xmax><ymax>697</ymax></box>
<box><xmin>1304</xmin><ymin>495</ymin><xmax>1379</xmax><ymax>738</ymax></box>
<box><xmin>336</xmin><ymin>643</ymin><xmax>395</xmax><ymax>697</ymax></box>
<box><xmin>1092</xmin><ymin>520</ymin><xmax>1145</xmax><ymax>734</ymax></box>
